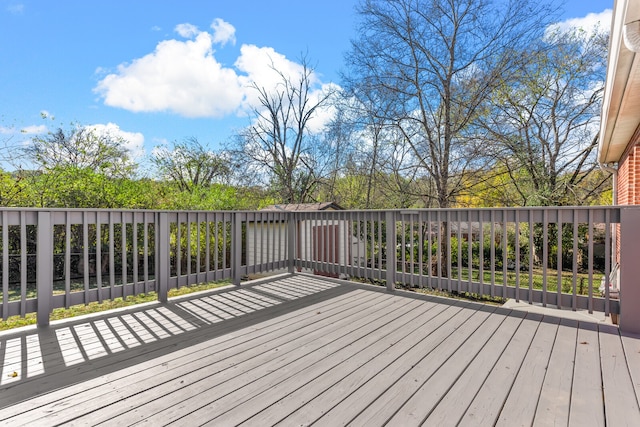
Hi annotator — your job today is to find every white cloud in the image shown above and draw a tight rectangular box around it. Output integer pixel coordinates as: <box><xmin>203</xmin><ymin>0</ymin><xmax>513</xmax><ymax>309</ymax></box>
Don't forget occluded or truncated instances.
<box><xmin>20</xmin><ymin>125</ymin><xmax>47</xmax><ymax>134</ymax></box>
<box><xmin>94</xmin><ymin>31</ymin><xmax>245</xmax><ymax>118</ymax></box>
<box><xmin>546</xmin><ymin>9</ymin><xmax>612</xmax><ymax>38</ymax></box>
<box><xmin>86</xmin><ymin>122</ymin><xmax>146</xmax><ymax>160</ymax></box>
<box><xmin>175</xmin><ymin>23</ymin><xmax>199</xmax><ymax>39</ymax></box>
<box><xmin>7</xmin><ymin>3</ymin><xmax>24</xmax><ymax>14</ymax></box>
<box><xmin>0</xmin><ymin>124</ymin><xmax>46</xmax><ymax>135</ymax></box>
<box><xmin>210</xmin><ymin>18</ymin><xmax>236</xmax><ymax>46</ymax></box>
<box><xmin>94</xmin><ymin>19</ymin><xmax>337</xmax><ymax>133</ymax></box>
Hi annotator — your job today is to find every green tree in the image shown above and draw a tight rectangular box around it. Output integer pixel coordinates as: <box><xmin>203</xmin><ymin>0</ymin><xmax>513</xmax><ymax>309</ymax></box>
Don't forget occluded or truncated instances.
<box><xmin>151</xmin><ymin>137</ymin><xmax>231</xmax><ymax>194</ymax></box>
<box><xmin>25</xmin><ymin>125</ymin><xmax>136</xmax><ymax>178</ymax></box>
<box><xmin>485</xmin><ymin>27</ymin><xmax>608</xmax><ymax>206</ymax></box>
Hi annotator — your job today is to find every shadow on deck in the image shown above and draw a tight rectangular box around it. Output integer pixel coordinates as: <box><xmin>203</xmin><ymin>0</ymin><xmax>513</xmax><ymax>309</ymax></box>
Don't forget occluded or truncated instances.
<box><xmin>0</xmin><ymin>274</ymin><xmax>639</xmax><ymax>426</ymax></box>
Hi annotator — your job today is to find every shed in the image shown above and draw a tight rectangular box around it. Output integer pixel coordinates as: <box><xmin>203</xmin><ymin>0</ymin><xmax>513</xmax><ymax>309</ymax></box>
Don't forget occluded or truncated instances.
<box><xmin>246</xmin><ymin>203</ymin><xmax>364</xmax><ymax>277</ymax></box>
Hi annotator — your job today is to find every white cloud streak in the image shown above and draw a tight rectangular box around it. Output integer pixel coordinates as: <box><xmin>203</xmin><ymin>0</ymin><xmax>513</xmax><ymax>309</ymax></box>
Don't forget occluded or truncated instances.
<box><xmin>86</xmin><ymin>122</ymin><xmax>146</xmax><ymax>160</ymax></box>
<box><xmin>175</xmin><ymin>23</ymin><xmax>199</xmax><ymax>39</ymax></box>
<box><xmin>210</xmin><ymin>18</ymin><xmax>236</xmax><ymax>46</ymax></box>
<box><xmin>20</xmin><ymin>125</ymin><xmax>47</xmax><ymax>134</ymax></box>
<box><xmin>546</xmin><ymin>9</ymin><xmax>613</xmax><ymax>38</ymax></box>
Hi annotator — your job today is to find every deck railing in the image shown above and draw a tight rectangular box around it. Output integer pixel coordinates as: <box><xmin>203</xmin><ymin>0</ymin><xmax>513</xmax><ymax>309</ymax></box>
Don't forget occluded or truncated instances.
<box><xmin>1</xmin><ymin>206</ymin><xmax>639</xmax><ymax>333</ymax></box>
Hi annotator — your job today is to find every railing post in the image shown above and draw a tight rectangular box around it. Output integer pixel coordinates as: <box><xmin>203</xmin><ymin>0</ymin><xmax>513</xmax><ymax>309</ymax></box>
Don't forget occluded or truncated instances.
<box><xmin>232</xmin><ymin>212</ymin><xmax>242</xmax><ymax>286</ymax></box>
<box><xmin>385</xmin><ymin>211</ymin><xmax>396</xmax><ymax>292</ymax></box>
<box><xmin>619</xmin><ymin>206</ymin><xmax>640</xmax><ymax>335</ymax></box>
<box><xmin>288</xmin><ymin>212</ymin><xmax>296</xmax><ymax>274</ymax></box>
<box><xmin>36</xmin><ymin>211</ymin><xmax>53</xmax><ymax>327</ymax></box>
<box><xmin>157</xmin><ymin>212</ymin><xmax>170</xmax><ymax>303</ymax></box>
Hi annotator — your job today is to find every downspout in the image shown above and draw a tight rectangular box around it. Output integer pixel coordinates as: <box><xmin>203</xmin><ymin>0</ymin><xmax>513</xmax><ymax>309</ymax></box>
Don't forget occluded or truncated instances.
<box><xmin>599</xmin><ymin>161</ymin><xmax>619</xmax><ymax>295</ymax></box>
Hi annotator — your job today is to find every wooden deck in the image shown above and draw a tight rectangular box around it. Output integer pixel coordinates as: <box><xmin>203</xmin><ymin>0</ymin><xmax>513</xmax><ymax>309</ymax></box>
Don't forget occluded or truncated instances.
<box><xmin>0</xmin><ymin>274</ymin><xmax>639</xmax><ymax>426</ymax></box>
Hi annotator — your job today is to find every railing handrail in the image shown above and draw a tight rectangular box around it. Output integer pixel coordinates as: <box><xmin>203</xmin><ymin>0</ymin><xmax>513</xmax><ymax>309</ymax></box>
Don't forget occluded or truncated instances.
<box><xmin>1</xmin><ymin>205</ymin><xmax>637</xmax><ymax>333</ymax></box>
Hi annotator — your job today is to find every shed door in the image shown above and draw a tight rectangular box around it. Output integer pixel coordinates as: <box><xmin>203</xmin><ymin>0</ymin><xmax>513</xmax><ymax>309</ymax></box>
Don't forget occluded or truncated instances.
<box><xmin>313</xmin><ymin>225</ymin><xmax>339</xmax><ymax>277</ymax></box>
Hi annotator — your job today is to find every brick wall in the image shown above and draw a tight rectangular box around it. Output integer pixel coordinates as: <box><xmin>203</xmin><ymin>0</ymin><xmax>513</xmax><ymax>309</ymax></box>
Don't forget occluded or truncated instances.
<box><xmin>615</xmin><ymin>126</ymin><xmax>640</xmax><ymax>262</ymax></box>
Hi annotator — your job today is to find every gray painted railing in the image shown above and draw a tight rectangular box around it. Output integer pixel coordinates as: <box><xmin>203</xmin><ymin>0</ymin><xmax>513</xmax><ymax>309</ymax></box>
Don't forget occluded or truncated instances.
<box><xmin>1</xmin><ymin>206</ymin><xmax>639</xmax><ymax>333</ymax></box>
<box><xmin>292</xmin><ymin>208</ymin><xmax>620</xmax><ymax>312</ymax></box>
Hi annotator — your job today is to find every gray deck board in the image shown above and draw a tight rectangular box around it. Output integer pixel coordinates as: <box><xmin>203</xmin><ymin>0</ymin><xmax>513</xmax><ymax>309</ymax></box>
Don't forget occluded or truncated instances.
<box><xmin>495</xmin><ymin>315</ymin><xmax>560</xmax><ymax>426</ymax></box>
<box><xmin>349</xmin><ymin>304</ymin><xmax>499</xmax><ymax>426</ymax></box>
<box><xmin>198</xmin><ymin>299</ymin><xmax>438</xmax><ymax>426</ymax></box>
<box><xmin>86</xmin><ymin>293</ymin><xmax>418</xmax><ymax>425</ymax></box>
<box><xmin>621</xmin><ymin>332</ymin><xmax>640</xmax><ymax>409</ymax></box>
<box><xmin>310</xmin><ymin>301</ymin><xmax>470</xmax><ymax>427</ymax></box>
<box><xmin>18</xmin><ymin>289</ymin><xmax>381</xmax><ymax>425</ymax></box>
<box><xmin>0</xmin><ymin>274</ymin><xmax>639</xmax><ymax>427</ymax></box>
<box><xmin>532</xmin><ymin>318</ymin><xmax>579</xmax><ymax>426</ymax></box>
<box><xmin>238</xmin><ymin>300</ymin><xmax>448</xmax><ymax>426</ymax></box>
<box><xmin>569</xmin><ymin>322</ymin><xmax>605</xmax><ymax>427</ymax></box>
<box><xmin>385</xmin><ymin>305</ymin><xmax>508</xmax><ymax>426</ymax></box>
<box><xmin>600</xmin><ymin>324</ymin><xmax>640</xmax><ymax>427</ymax></box>
<box><xmin>457</xmin><ymin>312</ymin><xmax>542</xmax><ymax>426</ymax></box>
<box><xmin>418</xmin><ymin>310</ymin><xmax>527</xmax><ymax>427</ymax></box>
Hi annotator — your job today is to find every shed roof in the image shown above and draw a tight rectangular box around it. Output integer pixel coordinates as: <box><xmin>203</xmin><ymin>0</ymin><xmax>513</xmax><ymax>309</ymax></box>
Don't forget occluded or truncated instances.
<box><xmin>260</xmin><ymin>202</ymin><xmax>345</xmax><ymax>212</ymax></box>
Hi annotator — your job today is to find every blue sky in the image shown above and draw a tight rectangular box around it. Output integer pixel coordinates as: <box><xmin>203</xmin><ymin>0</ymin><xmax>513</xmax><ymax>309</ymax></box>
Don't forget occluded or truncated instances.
<box><xmin>0</xmin><ymin>0</ymin><xmax>613</xmax><ymax>170</ymax></box>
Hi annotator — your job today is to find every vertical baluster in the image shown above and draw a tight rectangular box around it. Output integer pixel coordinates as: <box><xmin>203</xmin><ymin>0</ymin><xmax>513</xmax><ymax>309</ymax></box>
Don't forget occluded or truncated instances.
<box><xmin>254</xmin><ymin>212</ymin><xmax>260</xmax><ymax>273</ymax></box>
<box><xmin>542</xmin><ymin>209</ymin><xmax>548</xmax><ymax>307</ymax></box>
<box><xmin>446</xmin><ymin>210</ymin><xmax>452</xmax><ymax>292</ymax></box>
<box><xmin>83</xmin><ymin>212</ymin><xmax>89</xmax><ymax>304</ymax></box>
<box><xmin>133</xmin><ymin>213</ymin><xmax>139</xmax><ymax>292</ymax></box>
<box><xmin>587</xmin><ymin>209</ymin><xmax>594</xmax><ymax>314</ymax></box>
<box><xmin>96</xmin><ymin>212</ymin><xmax>102</xmax><ymax>303</ymax></box>
<box><xmin>205</xmin><ymin>213</ymin><xmax>211</xmax><ymax>278</ymax></box>
<box><xmin>356</xmin><ymin>212</ymin><xmax>361</xmax><ymax>278</ymax></box>
<box><xmin>186</xmin><ymin>214</ymin><xmax>192</xmax><ymax>285</ymax></box>
<box><xmin>467</xmin><ymin>210</ymin><xmax>472</xmax><ymax>294</ymax></box>
<box><xmin>122</xmin><ymin>214</ymin><xmax>127</xmax><ymax>299</ymax></box>
<box><xmin>604</xmin><ymin>209</ymin><xmax>611</xmax><ymax>317</ymax></box>
<box><xmin>418</xmin><ymin>212</ymin><xmax>424</xmax><ymax>288</ymax></box>
<box><xmin>529</xmin><ymin>209</ymin><xmax>534</xmax><ymax>304</ymax></box>
<box><xmin>437</xmin><ymin>210</ymin><xmax>443</xmax><ymax>290</ymax></box>
<box><xmin>352</xmin><ymin>211</ymin><xmax>357</xmax><ymax>278</ymax></box>
<box><xmin>456</xmin><ymin>211</ymin><xmax>462</xmax><ymax>293</ymax></box>
<box><xmin>65</xmin><ymin>212</ymin><xmax>72</xmax><ymax>308</ymax></box>
<box><xmin>479</xmin><ymin>211</ymin><xmax>484</xmax><ymax>296</ymax></box>
<box><xmin>20</xmin><ymin>211</ymin><xmax>26</xmax><ymax>316</ymax></box>
<box><xmin>400</xmin><ymin>216</ymin><xmax>407</xmax><ymax>284</ymax></box>
<box><xmin>2</xmin><ymin>211</ymin><xmax>8</xmax><ymax>320</ymax></box>
<box><xmin>502</xmin><ymin>212</ymin><xmax>507</xmax><ymax>299</ymax></box>
<box><xmin>222</xmin><ymin>213</ymin><xmax>228</xmax><ymax>273</ymax></box>
<box><xmin>176</xmin><ymin>214</ymin><xmax>182</xmax><ymax>285</ymax></box>
<box><xmin>514</xmin><ymin>209</ymin><xmax>520</xmax><ymax>302</ymax></box>
<box><xmin>490</xmin><ymin>210</ymin><xmax>495</xmax><ymax>298</ymax></box>
<box><xmin>109</xmin><ymin>212</ymin><xmax>115</xmax><ymax>298</ymax></box>
<box><xmin>144</xmin><ymin>213</ymin><xmax>149</xmax><ymax>293</ymax></box>
<box><xmin>196</xmin><ymin>213</ymin><xmax>201</xmax><ymax>281</ymax></box>
<box><xmin>572</xmin><ymin>210</ymin><xmax>578</xmax><ymax>311</ymax></box>
<box><xmin>557</xmin><ymin>209</ymin><xmax>563</xmax><ymax>309</ymax></box>
<box><xmin>214</xmin><ymin>213</ymin><xmax>220</xmax><ymax>280</ymax></box>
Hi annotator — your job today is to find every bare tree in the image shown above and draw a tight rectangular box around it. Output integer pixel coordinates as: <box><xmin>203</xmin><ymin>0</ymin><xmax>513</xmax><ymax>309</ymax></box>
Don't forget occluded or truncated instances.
<box><xmin>486</xmin><ymin>28</ymin><xmax>609</xmax><ymax>206</ymax></box>
<box><xmin>151</xmin><ymin>137</ymin><xmax>231</xmax><ymax>193</ymax></box>
<box><xmin>346</xmin><ymin>0</ymin><xmax>555</xmax><ymax>208</ymax></box>
<box><xmin>234</xmin><ymin>57</ymin><xmax>335</xmax><ymax>204</ymax></box>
